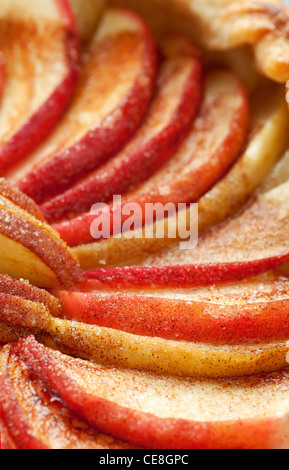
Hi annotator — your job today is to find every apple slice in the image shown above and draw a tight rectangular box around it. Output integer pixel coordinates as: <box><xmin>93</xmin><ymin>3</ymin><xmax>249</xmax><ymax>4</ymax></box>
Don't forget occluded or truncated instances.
<box><xmin>54</xmin><ymin>271</ymin><xmax>289</xmax><ymax>346</ymax></box>
<box><xmin>14</xmin><ymin>336</ymin><xmax>289</xmax><ymax>449</ymax></box>
<box><xmin>73</xmin><ymin>83</ymin><xmax>289</xmax><ymax>269</ymax></box>
<box><xmin>0</xmin><ymin>0</ymin><xmax>80</xmax><ymax>175</ymax></box>
<box><xmin>41</xmin><ymin>35</ymin><xmax>203</xmax><ymax>223</ymax></box>
<box><xmin>0</xmin><ymin>274</ymin><xmax>63</xmax><ymax>318</ymax></box>
<box><xmin>0</xmin><ymin>194</ymin><xmax>83</xmax><ymax>288</ymax></box>
<box><xmin>0</xmin><ymin>178</ymin><xmax>45</xmax><ymax>221</ymax></box>
<box><xmin>1</xmin><ymin>292</ymin><xmax>288</xmax><ymax>378</ymax></box>
<box><xmin>55</xmin><ymin>68</ymin><xmax>249</xmax><ymax>247</ymax></box>
<box><xmin>27</xmin><ymin>309</ymin><xmax>289</xmax><ymax>378</ymax></box>
<box><xmin>85</xmin><ymin>180</ymin><xmax>289</xmax><ymax>288</ymax></box>
<box><xmin>10</xmin><ymin>8</ymin><xmax>158</xmax><ymax>203</ymax></box>
<box><xmin>0</xmin><ymin>344</ymin><xmax>136</xmax><ymax>449</ymax></box>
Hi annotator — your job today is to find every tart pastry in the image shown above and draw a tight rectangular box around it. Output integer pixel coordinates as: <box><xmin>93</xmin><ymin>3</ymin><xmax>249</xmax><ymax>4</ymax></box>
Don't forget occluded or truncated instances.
<box><xmin>1</xmin><ymin>0</ymin><xmax>289</xmax><ymax>449</ymax></box>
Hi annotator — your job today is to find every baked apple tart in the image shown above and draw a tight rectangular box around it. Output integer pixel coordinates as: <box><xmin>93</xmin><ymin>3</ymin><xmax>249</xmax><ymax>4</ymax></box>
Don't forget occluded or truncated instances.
<box><xmin>1</xmin><ymin>0</ymin><xmax>289</xmax><ymax>449</ymax></box>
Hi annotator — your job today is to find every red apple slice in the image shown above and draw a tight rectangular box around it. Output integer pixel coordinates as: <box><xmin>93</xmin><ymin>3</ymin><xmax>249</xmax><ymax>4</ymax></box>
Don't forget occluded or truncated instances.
<box><xmin>0</xmin><ymin>0</ymin><xmax>80</xmax><ymax>175</ymax></box>
<box><xmin>14</xmin><ymin>336</ymin><xmax>289</xmax><ymax>449</ymax></box>
<box><xmin>0</xmin><ymin>344</ymin><xmax>136</xmax><ymax>450</ymax></box>
<box><xmin>85</xmin><ymin>180</ymin><xmax>289</xmax><ymax>288</ymax></box>
<box><xmin>0</xmin><ymin>178</ymin><xmax>45</xmax><ymax>221</ymax></box>
<box><xmin>10</xmin><ymin>8</ymin><xmax>158</xmax><ymax>203</ymax></box>
<box><xmin>41</xmin><ymin>36</ymin><xmax>203</xmax><ymax>223</ymax></box>
<box><xmin>54</xmin><ymin>271</ymin><xmax>289</xmax><ymax>346</ymax></box>
<box><xmin>55</xmin><ymin>68</ymin><xmax>249</xmax><ymax>247</ymax></box>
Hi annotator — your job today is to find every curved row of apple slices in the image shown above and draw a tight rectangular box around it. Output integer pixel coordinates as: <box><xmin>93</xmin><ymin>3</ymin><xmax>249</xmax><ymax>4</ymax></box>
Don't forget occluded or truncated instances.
<box><xmin>1</xmin><ymin>336</ymin><xmax>289</xmax><ymax>449</ymax></box>
<box><xmin>76</xmin><ymin>83</ymin><xmax>289</xmax><ymax>269</ymax></box>
<box><xmin>41</xmin><ymin>35</ymin><xmax>204</xmax><ymax>223</ymax></box>
<box><xmin>8</xmin><ymin>7</ymin><xmax>158</xmax><ymax>203</ymax></box>
<box><xmin>52</xmin><ymin>67</ymin><xmax>249</xmax><ymax>246</ymax></box>
<box><xmin>1</xmin><ymin>267</ymin><xmax>289</xmax><ymax>379</ymax></box>
<box><xmin>83</xmin><ymin>179</ymin><xmax>289</xmax><ymax>288</ymax></box>
<box><xmin>1</xmin><ymin>0</ymin><xmax>289</xmax><ymax>451</ymax></box>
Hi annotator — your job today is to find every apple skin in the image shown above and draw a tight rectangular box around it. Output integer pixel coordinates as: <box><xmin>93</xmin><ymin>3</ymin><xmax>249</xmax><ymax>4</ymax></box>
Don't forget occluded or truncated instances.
<box><xmin>41</xmin><ymin>35</ymin><xmax>204</xmax><ymax>223</ymax></box>
<box><xmin>0</xmin><ymin>0</ymin><xmax>80</xmax><ymax>175</ymax></box>
<box><xmin>54</xmin><ymin>272</ymin><xmax>289</xmax><ymax>345</ymax></box>
<box><xmin>14</xmin><ymin>8</ymin><xmax>158</xmax><ymax>204</ymax></box>
<box><xmin>54</xmin><ymin>68</ymin><xmax>249</xmax><ymax>247</ymax></box>
<box><xmin>12</xmin><ymin>336</ymin><xmax>289</xmax><ymax>449</ymax></box>
<box><xmin>85</xmin><ymin>256</ymin><xmax>289</xmax><ymax>289</ymax></box>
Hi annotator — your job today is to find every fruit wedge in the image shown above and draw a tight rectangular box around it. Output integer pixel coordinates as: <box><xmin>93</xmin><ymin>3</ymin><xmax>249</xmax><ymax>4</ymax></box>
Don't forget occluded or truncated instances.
<box><xmin>85</xmin><ymin>180</ymin><xmax>289</xmax><ymax>288</ymax></box>
<box><xmin>55</xmin><ymin>68</ymin><xmax>249</xmax><ymax>247</ymax></box>
<box><xmin>0</xmin><ymin>344</ymin><xmax>135</xmax><ymax>449</ymax></box>
<box><xmin>41</xmin><ymin>35</ymin><xmax>203</xmax><ymax>223</ymax></box>
<box><xmin>0</xmin><ymin>0</ymin><xmax>80</xmax><ymax>175</ymax></box>
<box><xmin>54</xmin><ymin>271</ymin><xmax>289</xmax><ymax>346</ymax></box>
<box><xmin>0</xmin><ymin>178</ymin><xmax>45</xmax><ymax>221</ymax></box>
<box><xmin>0</xmin><ymin>192</ymin><xmax>83</xmax><ymax>288</ymax></box>
<box><xmin>0</xmin><ymin>274</ymin><xmax>63</xmax><ymax>318</ymax></box>
<box><xmin>12</xmin><ymin>336</ymin><xmax>289</xmax><ymax>449</ymax></box>
<box><xmin>10</xmin><ymin>8</ymin><xmax>158</xmax><ymax>203</ymax></box>
<box><xmin>73</xmin><ymin>83</ymin><xmax>289</xmax><ymax>269</ymax></box>
<box><xmin>0</xmin><ymin>297</ymin><xmax>286</xmax><ymax>378</ymax></box>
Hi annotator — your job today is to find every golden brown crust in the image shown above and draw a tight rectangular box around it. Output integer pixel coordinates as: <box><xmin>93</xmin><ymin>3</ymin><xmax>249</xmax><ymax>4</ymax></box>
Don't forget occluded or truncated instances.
<box><xmin>109</xmin><ymin>0</ymin><xmax>289</xmax><ymax>83</ymax></box>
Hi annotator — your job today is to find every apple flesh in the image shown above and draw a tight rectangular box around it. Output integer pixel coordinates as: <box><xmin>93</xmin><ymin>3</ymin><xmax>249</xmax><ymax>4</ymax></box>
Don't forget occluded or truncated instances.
<box><xmin>55</xmin><ymin>68</ymin><xmax>249</xmax><ymax>247</ymax></box>
<box><xmin>36</xmin><ymin>312</ymin><xmax>289</xmax><ymax>379</ymax></box>
<box><xmin>41</xmin><ymin>35</ymin><xmax>203</xmax><ymax>223</ymax></box>
<box><xmin>10</xmin><ymin>8</ymin><xmax>158</xmax><ymax>203</ymax></box>
<box><xmin>0</xmin><ymin>0</ymin><xmax>80</xmax><ymax>175</ymax></box>
<box><xmin>13</xmin><ymin>336</ymin><xmax>289</xmax><ymax>449</ymax></box>
<box><xmin>0</xmin><ymin>343</ymin><xmax>136</xmax><ymax>449</ymax></box>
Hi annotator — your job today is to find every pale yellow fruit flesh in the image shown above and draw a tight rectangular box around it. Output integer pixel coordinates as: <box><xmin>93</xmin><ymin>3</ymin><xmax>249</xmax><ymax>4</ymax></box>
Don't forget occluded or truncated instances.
<box><xmin>41</xmin><ymin>317</ymin><xmax>289</xmax><ymax>379</ymax></box>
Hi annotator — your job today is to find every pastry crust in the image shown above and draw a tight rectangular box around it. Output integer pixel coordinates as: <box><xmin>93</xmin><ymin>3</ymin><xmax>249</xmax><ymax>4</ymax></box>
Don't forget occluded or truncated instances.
<box><xmin>109</xmin><ymin>0</ymin><xmax>289</xmax><ymax>83</ymax></box>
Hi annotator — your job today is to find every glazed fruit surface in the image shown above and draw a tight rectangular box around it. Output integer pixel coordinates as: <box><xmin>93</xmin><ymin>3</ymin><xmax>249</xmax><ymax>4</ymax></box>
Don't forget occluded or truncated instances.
<box><xmin>1</xmin><ymin>0</ymin><xmax>289</xmax><ymax>450</ymax></box>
